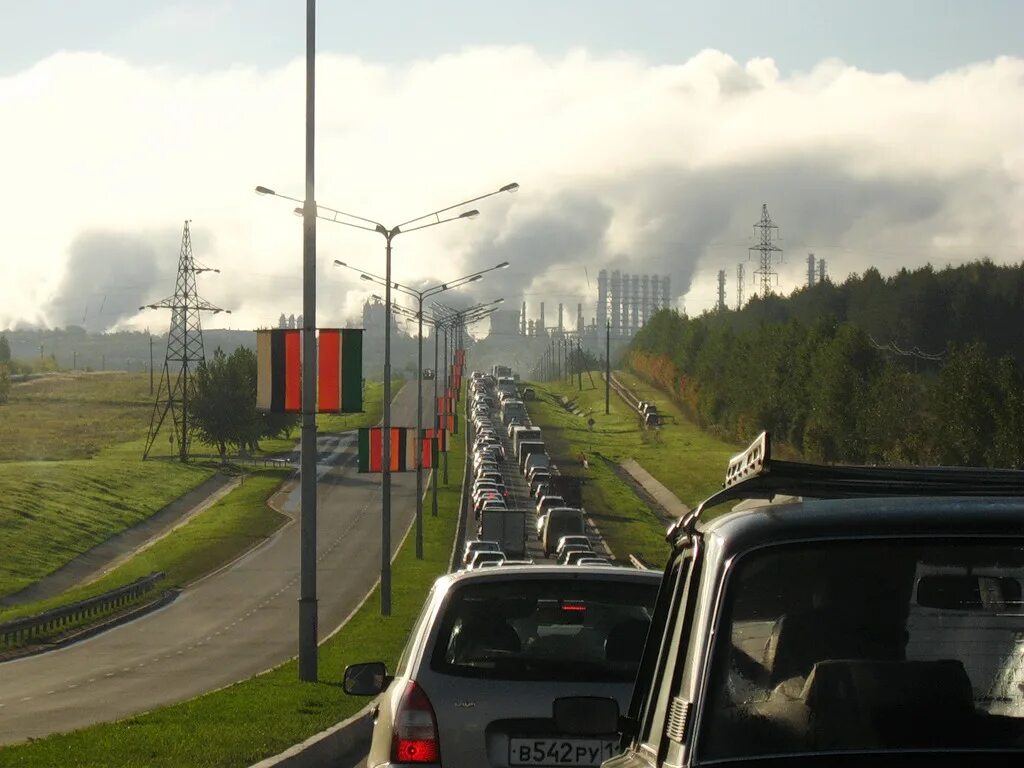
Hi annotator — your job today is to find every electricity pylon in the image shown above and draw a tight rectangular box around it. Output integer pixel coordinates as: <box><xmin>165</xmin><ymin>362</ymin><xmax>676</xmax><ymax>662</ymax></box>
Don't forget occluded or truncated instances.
<box><xmin>142</xmin><ymin>221</ymin><xmax>228</xmax><ymax>461</ymax></box>
<box><xmin>749</xmin><ymin>203</ymin><xmax>783</xmax><ymax>297</ymax></box>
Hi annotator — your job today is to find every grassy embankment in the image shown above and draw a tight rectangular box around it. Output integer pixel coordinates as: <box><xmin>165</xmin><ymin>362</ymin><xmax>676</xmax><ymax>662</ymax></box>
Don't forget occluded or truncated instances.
<box><xmin>0</xmin><ymin>387</ymin><xmax>467</xmax><ymax>768</ymax></box>
<box><xmin>525</xmin><ymin>371</ymin><xmax>740</xmax><ymax>567</ymax></box>
<box><xmin>0</xmin><ymin>374</ymin><xmax>395</xmax><ymax>621</ymax></box>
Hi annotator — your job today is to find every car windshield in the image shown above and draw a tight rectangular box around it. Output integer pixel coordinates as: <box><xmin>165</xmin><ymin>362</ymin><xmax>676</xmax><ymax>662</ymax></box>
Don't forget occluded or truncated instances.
<box><xmin>431</xmin><ymin>578</ymin><xmax>658</xmax><ymax>682</ymax></box>
<box><xmin>700</xmin><ymin>540</ymin><xmax>1024</xmax><ymax>760</ymax></box>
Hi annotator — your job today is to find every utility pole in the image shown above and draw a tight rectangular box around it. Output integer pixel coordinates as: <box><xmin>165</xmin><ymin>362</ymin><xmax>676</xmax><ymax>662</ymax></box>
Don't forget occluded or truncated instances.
<box><xmin>149</xmin><ymin>333</ymin><xmax>154</xmax><ymax>394</ymax></box>
<box><xmin>749</xmin><ymin>203</ymin><xmax>782</xmax><ymax>298</ymax></box>
<box><xmin>141</xmin><ymin>221</ymin><xmax>226</xmax><ymax>462</ymax></box>
<box><xmin>577</xmin><ymin>339</ymin><xmax>583</xmax><ymax>391</ymax></box>
<box><xmin>736</xmin><ymin>264</ymin><xmax>744</xmax><ymax>310</ymax></box>
<box><xmin>605</xmin><ymin>320</ymin><xmax>610</xmax><ymax>415</ymax></box>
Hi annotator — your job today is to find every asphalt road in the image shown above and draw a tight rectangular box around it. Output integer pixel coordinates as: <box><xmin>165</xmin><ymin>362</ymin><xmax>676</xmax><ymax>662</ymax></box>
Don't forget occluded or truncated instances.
<box><xmin>0</xmin><ymin>382</ymin><xmax>435</xmax><ymax>745</ymax></box>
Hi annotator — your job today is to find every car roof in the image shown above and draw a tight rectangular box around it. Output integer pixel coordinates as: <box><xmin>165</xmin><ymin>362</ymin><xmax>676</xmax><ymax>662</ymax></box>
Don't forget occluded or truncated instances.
<box><xmin>698</xmin><ymin>495</ymin><xmax>1024</xmax><ymax>558</ymax></box>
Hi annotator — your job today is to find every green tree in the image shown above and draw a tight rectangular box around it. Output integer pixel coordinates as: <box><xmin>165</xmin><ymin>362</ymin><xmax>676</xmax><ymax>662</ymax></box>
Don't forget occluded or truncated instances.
<box><xmin>0</xmin><ymin>362</ymin><xmax>9</xmax><ymax>404</ymax></box>
<box><xmin>191</xmin><ymin>347</ymin><xmax>259</xmax><ymax>460</ymax></box>
<box><xmin>929</xmin><ymin>343</ymin><xmax>1000</xmax><ymax>467</ymax></box>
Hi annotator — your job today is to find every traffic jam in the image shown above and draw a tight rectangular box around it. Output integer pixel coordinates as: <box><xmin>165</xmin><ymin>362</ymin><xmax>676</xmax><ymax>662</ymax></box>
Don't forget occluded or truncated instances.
<box><xmin>341</xmin><ymin>366</ymin><xmax>659</xmax><ymax>767</ymax></box>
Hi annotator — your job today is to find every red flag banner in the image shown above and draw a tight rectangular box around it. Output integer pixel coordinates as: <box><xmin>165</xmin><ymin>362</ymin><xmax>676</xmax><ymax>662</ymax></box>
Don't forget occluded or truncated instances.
<box><xmin>357</xmin><ymin>427</ymin><xmax>418</xmax><ymax>473</ymax></box>
<box><xmin>317</xmin><ymin>328</ymin><xmax>363</xmax><ymax>413</ymax></box>
<box><xmin>256</xmin><ymin>329</ymin><xmax>301</xmax><ymax>412</ymax></box>
<box><xmin>424</xmin><ymin>427</ymin><xmax>447</xmax><ymax>453</ymax></box>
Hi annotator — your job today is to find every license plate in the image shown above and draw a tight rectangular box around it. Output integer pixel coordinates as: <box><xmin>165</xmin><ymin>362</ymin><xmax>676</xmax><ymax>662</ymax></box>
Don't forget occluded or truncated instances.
<box><xmin>509</xmin><ymin>738</ymin><xmax>616</xmax><ymax>766</ymax></box>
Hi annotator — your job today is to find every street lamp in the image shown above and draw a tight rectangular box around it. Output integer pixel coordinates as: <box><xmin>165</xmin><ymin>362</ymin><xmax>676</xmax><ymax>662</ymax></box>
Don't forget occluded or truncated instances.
<box><xmin>336</xmin><ymin>260</ymin><xmax>509</xmax><ymax>559</ymax></box>
<box><xmin>257</xmin><ymin>182</ymin><xmax>518</xmax><ymax>617</ymax></box>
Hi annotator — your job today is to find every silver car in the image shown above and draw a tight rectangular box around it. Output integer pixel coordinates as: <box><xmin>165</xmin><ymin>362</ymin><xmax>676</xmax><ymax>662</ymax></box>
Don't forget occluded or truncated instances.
<box><xmin>344</xmin><ymin>565</ymin><xmax>660</xmax><ymax>767</ymax></box>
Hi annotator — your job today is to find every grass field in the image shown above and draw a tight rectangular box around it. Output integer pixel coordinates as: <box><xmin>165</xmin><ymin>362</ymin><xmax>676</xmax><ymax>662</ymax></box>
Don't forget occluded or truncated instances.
<box><xmin>525</xmin><ymin>372</ymin><xmax>742</xmax><ymax>567</ymax></box>
<box><xmin>0</xmin><ymin>391</ymin><xmax>468</xmax><ymax>768</ymax></box>
<box><xmin>0</xmin><ymin>374</ymin><xmax>396</xmax><ymax>600</ymax></box>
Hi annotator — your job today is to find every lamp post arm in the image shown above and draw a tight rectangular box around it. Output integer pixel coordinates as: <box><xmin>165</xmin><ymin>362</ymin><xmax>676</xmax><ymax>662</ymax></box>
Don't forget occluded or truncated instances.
<box><xmin>394</xmin><ymin>183</ymin><xmax>518</xmax><ymax>230</ymax></box>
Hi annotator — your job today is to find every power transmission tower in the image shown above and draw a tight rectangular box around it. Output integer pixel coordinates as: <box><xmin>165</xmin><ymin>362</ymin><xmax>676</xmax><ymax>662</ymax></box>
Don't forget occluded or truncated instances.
<box><xmin>736</xmin><ymin>263</ymin><xmax>744</xmax><ymax>309</ymax></box>
<box><xmin>716</xmin><ymin>269</ymin><xmax>727</xmax><ymax>311</ymax></box>
<box><xmin>142</xmin><ymin>221</ymin><xmax>228</xmax><ymax>461</ymax></box>
<box><xmin>749</xmin><ymin>203</ymin><xmax>783</xmax><ymax>297</ymax></box>
<box><xmin>807</xmin><ymin>253</ymin><xmax>816</xmax><ymax>288</ymax></box>
<box><xmin>818</xmin><ymin>258</ymin><xmax>828</xmax><ymax>284</ymax></box>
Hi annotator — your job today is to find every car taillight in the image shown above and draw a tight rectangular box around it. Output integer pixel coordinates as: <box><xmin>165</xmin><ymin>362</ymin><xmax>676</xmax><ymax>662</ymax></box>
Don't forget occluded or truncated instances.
<box><xmin>391</xmin><ymin>680</ymin><xmax>440</xmax><ymax>764</ymax></box>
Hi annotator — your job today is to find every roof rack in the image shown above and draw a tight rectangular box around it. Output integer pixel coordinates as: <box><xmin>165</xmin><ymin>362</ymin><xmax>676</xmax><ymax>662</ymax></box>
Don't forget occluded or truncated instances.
<box><xmin>669</xmin><ymin>431</ymin><xmax>1024</xmax><ymax>544</ymax></box>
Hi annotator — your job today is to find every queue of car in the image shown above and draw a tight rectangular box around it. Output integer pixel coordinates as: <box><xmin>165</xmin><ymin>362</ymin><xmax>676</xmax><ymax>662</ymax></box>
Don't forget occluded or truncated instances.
<box><xmin>344</xmin><ymin>367</ymin><xmax>636</xmax><ymax>767</ymax></box>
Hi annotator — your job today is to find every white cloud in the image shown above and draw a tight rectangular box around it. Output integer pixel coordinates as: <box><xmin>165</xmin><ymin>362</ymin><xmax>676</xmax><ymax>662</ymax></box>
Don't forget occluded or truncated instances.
<box><xmin>0</xmin><ymin>47</ymin><xmax>1021</xmax><ymax>331</ymax></box>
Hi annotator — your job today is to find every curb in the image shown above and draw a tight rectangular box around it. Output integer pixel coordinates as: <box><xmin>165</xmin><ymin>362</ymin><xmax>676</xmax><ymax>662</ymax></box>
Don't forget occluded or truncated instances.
<box><xmin>248</xmin><ymin>703</ymin><xmax>375</xmax><ymax>768</ymax></box>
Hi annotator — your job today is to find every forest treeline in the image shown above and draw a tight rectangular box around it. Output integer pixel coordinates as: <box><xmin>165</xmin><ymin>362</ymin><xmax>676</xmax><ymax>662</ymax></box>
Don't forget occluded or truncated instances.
<box><xmin>629</xmin><ymin>260</ymin><xmax>1024</xmax><ymax>467</ymax></box>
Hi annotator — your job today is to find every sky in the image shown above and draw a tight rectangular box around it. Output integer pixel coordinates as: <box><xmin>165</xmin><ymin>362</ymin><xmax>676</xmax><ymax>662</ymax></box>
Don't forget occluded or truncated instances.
<box><xmin>1</xmin><ymin>0</ymin><xmax>1022</xmax><ymax>334</ymax></box>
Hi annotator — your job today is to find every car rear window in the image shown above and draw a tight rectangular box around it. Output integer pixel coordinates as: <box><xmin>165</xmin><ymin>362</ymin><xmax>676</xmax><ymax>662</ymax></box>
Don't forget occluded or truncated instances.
<box><xmin>429</xmin><ymin>578</ymin><xmax>658</xmax><ymax>682</ymax></box>
<box><xmin>701</xmin><ymin>539</ymin><xmax>1024</xmax><ymax>760</ymax></box>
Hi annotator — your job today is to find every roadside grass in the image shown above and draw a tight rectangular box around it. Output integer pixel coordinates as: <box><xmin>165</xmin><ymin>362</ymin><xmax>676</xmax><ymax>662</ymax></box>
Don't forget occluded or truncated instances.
<box><xmin>0</xmin><ymin>446</ymin><xmax>215</xmax><ymax>599</ymax></box>
<box><xmin>0</xmin><ymin>470</ymin><xmax>288</xmax><ymax>624</ymax></box>
<box><xmin>0</xmin><ymin>393</ymin><xmax>467</xmax><ymax>768</ymax></box>
<box><xmin>0</xmin><ymin>377</ymin><xmax>399</xmax><ymax>600</ymax></box>
<box><xmin>526</xmin><ymin>374</ymin><xmax>741</xmax><ymax>567</ymax></box>
<box><xmin>0</xmin><ymin>372</ymin><xmax>151</xmax><ymax>462</ymax></box>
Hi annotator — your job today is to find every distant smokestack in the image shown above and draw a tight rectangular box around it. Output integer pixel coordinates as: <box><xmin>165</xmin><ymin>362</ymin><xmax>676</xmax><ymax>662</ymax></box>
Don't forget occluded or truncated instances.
<box><xmin>539</xmin><ymin>302</ymin><xmax>546</xmax><ymax>337</ymax></box>
<box><xmin>558</xmin><ymin>302</ymin><xmax>564</xmax><ymax>333</ymax></box>
<box><xmin>596</xmin><ymin>269</ymin><xmax>608</xmax><ymax>334</ymax></box>
<box><xmin>610</xmin><ymin>271</ymin><xmax>622</xmax><ymax>336</ymax></box>
<box><xmin>630</xmin><ymin>274</ymin><xmax>640</xmax><ymax>333</ymax></box>
<box><xmin>577</xmin><ymin>303</ymin><xmax>583</xmax><ymax>333</ymax></box>
<box><xmin>641</xmin><ymin>275</ymin><xmax>650</xmax><ymax>325</ymax></box>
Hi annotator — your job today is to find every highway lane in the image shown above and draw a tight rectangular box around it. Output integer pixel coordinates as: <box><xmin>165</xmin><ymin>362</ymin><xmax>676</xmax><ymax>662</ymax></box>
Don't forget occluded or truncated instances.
<box><xmin>0</xmin><ymin>382</ymin><xmax>436</xmax><ymax>745</ymax></box>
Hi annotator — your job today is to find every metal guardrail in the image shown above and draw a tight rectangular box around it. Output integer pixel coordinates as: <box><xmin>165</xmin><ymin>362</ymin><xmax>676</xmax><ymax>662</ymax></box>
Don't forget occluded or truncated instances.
<box><xmin>0</xmin><ymin>572</ymin><xmax>166</xmax><ymax>649</ymax></box>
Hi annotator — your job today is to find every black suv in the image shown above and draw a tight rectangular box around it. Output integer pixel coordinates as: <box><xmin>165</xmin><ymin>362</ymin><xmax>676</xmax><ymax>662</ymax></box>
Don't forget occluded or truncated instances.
<box><xmin>559</xmin><ymin>432</ymin><xmax>1024</xmax><ymax>766</ymax></box>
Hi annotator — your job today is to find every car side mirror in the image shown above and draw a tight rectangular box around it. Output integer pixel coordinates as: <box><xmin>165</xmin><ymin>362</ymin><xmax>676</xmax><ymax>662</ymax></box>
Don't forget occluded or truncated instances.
<box><xmin>553</xmin><ymin>696</ymin><xmax>620</xmax><ymax>736</ymax></box>
<box><xmin>343</xmin><ymin>661</ymin><xmax>391</xmax><ymax>695</ymax></box>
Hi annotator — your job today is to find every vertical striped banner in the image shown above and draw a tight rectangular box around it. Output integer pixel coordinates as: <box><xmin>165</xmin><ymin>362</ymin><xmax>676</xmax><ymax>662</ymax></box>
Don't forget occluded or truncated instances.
<box><xmin>318</xmin><ymin>329</ymin><xmax>363</xmax><ymax>413</ymax></box>
<box><xmin>357</xmin><ymin>427</ymin><xmax>418</xmax><ymax>473</ymax></box>
<box><xmin>256</xmin><ymin>329</ymin><xmax>301</xmax><ymax>412</ymax></box>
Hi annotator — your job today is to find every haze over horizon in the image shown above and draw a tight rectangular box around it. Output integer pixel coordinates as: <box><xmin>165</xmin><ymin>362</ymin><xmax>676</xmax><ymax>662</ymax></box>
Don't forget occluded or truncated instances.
<box><xmin>1</xmin><ymin>2</ymin><xmax>1021</xmax><ymax>334</ymax></box>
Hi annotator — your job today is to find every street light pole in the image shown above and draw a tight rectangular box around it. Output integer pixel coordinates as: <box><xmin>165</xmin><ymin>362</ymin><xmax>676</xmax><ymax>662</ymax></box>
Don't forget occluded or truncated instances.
<box><xmin>605</xmin><ymin>319</ymin><xmax>611</xmax><ymax>415</ymax></box>
<box><xmin>298</xmin><ymin>0</ymin><xmax>318</xmax><ymax>681</ymax></box>
<box><xmin>381</xmin><ymin>231</ymin><xmax>394</xmax><ymax>614</ymax></box>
